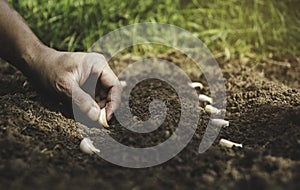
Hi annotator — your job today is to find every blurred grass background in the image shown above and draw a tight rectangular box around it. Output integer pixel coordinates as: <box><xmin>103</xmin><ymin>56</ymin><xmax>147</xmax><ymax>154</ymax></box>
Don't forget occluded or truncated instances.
<box><xmin>9</xmin><ymin>0</ymin><xmax>299</xmax><ymax>59</ymax></box>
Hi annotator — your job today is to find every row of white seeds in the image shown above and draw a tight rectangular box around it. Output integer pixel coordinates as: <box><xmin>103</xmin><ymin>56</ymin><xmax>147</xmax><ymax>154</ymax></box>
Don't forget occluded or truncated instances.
<box><xmin>189</xmin><ymin>82</ymin><xmax>243</xmax><ymax>149</ymax></box>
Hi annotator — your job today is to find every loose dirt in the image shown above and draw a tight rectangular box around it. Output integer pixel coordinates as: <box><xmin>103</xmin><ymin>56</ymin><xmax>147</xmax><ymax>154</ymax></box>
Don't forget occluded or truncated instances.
<box><xmin>0</xmin><ymin>53</ymin><xmax>299</xmax><ymax>190</ymax></box>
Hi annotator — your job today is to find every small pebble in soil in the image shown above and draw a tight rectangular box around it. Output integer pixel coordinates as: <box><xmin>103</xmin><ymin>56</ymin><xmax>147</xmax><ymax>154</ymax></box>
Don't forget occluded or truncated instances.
<box><xmin>198</xmin><ymin>94</ymin><xmax>213</xmax><ymax>104</ymax></box>
<box><xmin>80</xmin><ymin>138</ymin><xmax>100</xmax><ymax>154</ymax></box>
<box><xmin>211</xmin><ymin>119</ymin><xmax>229</xmax><ymax>127</ymax></box>
<box><xmin>22</xmin><ymin>81</ymin><xmax>29</xmax><ymax>88</ymax></box>
<box><xmin>219</xmin><ymin>138</ymin><xmax>242</xmax><ymax>148</ymax></box>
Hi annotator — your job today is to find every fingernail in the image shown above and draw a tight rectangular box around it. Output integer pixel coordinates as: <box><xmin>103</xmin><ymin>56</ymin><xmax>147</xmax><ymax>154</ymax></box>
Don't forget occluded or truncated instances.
<box><xmin>87</xmin><ymin>107</ymin><xmax>100</xmax><ymax>121</ymax></box>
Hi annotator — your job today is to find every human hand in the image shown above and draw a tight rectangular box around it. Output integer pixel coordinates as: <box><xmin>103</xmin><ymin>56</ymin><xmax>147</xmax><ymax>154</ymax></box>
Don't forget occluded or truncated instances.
<box><xmin>32</xmin><ymin>48</ymin><xmax>121</xmax><ymax>122</ymax></box>
<box><xmin>0</xmin><ymin>0</ymin><xmax>121</xmax><ymax>123</ymax></box>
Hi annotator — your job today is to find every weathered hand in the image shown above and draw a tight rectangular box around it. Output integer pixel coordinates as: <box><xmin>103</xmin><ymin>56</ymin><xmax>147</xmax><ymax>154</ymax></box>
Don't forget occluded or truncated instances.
<box><xmin>0</xmin><ymin>1</ymin><xmax>121</xmax><ymax>122</ymax></box>
<box><xmin>0</xmin><ymin>0</ymin><xmax>121</xmax><ymax>121</ymax></box>
<box><xmin>35</xmin><ymin>49</ymin><xmax>121</xmax><ymax>122</ymax></box>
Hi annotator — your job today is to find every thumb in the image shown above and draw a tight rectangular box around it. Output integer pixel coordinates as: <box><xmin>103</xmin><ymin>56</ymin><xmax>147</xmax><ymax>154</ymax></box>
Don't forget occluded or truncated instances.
<box><xmin>72</xmin><ymin>83</ymin><xmax>100</xmax><ymax>121</ymax></box>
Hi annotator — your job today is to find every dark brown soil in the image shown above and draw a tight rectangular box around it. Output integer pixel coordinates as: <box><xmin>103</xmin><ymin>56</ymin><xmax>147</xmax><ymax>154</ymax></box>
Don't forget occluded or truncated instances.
<box><xmin>0</xmin><ymin>53</ymin><xmax>299</xmax><ymax>190</ymax></box>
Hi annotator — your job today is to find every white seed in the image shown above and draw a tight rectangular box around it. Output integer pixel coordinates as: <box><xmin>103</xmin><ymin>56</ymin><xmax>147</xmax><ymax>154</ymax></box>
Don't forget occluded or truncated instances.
<box><xmin>188</xmin><ymin>82</ymin><xmax>203</xmax><ymax>89</ymax></box>
<box><xmin>99</xmin><ymin>108</ymin><xmax>109</xmax><ymax>128</ymax></box>
<box><xmin>198</xmin><ymin>94</ymin><xmax>213</xmax><ymax>104</ymax></box>
<box><xmin>120</xmin><ymin>80</ymin><xmax>127</xmax><ymax>87</ymax></box>
<box><xmin>205</xmin><ymin>105</ymin><xmax>221</xmax><ymax>114</ymax></box>
<box><xmin>211</xmin><ymin>119</ymin><xmax>229</xmax><ymax>127</ymax></box>
<box><xmin>219</xmin><ymin>138</ymin><xmax>242</xmax><ymax>148</ymax></box>
<box><xmin>80</xmin><ymin>138</ymin><xmax>100</xmax><ymax>154</ymax></box>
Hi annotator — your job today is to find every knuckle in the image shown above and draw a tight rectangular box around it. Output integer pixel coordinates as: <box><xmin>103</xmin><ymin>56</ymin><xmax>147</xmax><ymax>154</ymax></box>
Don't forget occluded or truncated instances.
<box><xmin>96</xmin><ymin>53</ymin><xmax>106</xmax><ymax>60</ymax></box>
<box><xmin>54</xmin><ymin>77</ymin><xmax>72</xmax><ymax>96</ymax></box>
<box><xmin>90</xmin><ymin>53</ymin><xmax>108</xmax><ymax>65</ymax></box>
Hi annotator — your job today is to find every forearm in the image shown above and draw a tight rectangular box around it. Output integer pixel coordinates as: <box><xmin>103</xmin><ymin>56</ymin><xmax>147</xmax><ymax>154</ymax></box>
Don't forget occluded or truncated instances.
<box><xmin>0</xmin><ymin>0</ymin><xmax>50</xmax><ymax>74</ymax></box>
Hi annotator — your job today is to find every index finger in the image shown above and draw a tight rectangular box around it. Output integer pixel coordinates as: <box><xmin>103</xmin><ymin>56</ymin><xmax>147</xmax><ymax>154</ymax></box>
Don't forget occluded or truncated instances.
<box><xmin>95</xmin><ymin>64</ymin><xmax>122</xmax><ymax>121</ymax></box>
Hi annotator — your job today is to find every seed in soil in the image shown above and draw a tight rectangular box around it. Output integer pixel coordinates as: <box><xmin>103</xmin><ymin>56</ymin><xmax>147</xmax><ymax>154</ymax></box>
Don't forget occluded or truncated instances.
<box><xmin>80</xmin><ymin>138</ymin><xmax>100</xmax><ymax>154</ymax></box>
<box><xmin>219</xmin><ymin>138</ymin><xmax>242</xmax><ymax>148</ymax></box>
<box><xmin>188</xmin><ymin>82</ymin><xmax>203</xmax><ymax>89</ymax></box>
<box><xmin>205</xmin><ymin>105</ymin><xmax>221</xmax><ymax>114</ymax></box>
<box><xmin>211</xmin><ymin>119</ymin><xmax>229</xmax><ymax>127</ymax></box>
<box><xmin>198</xmin><ymin>94</ymin><xmax>213</xmax><ymax>104</ymax></box>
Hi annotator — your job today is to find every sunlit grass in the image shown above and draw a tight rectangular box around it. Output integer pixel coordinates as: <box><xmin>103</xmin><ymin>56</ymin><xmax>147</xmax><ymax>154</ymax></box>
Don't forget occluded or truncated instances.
<box><xmin>9</xmin><ymin>0</ymin><xmax>299</xmax><ymax>59</ymax></box>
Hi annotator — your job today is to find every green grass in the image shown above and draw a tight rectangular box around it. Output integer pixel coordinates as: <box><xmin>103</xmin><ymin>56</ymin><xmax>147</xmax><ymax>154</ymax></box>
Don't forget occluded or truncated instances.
<box><xmin>9</xmin><ymin>0</ymin><xmax>300</xmax><ymax>59</ymax></box>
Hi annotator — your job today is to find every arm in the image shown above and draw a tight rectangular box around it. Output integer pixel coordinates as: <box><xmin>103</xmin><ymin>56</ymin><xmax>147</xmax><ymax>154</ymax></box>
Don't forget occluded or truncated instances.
<box><xmin>0</xmin><ymin>0</ymin><xmax>121</xmax><ymax>122</ymax></box>
<box><xmin>0</xmin><ymin>0</ymin><xmax>45</xmax><ymax>72</ymax></box>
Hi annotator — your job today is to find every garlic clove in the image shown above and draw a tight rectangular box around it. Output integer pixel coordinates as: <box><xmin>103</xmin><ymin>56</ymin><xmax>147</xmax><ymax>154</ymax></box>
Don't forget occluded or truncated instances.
<box><xmin>198</xmin><ymin>94</ymin><xmax>213</xmax><ymax>104</ymax></box>
<box><xmin>219</xmin><ymin>138</ymin><xmax>242</xmax><ymax>148</ymax></box>
<box><xmin>188</xmin><ymin>82</ymin><xmax>203</xmax><ymax>89</ymax></box>
<box><xmin>99</xmin><ymin>108</ymin><xmax>109</xmax><ymax>128</ymax></box>
<box><xmin>80</xmin><ymin>138</ymin><xmax>100</xmax><ymax>154</ymax></box>
<box><xmin>205</xmin><ymin>105</ymin><xmax>221</xmax><ymax>114</ymax></box>
<box><xmin>211</xmin><ymin>119</ymin><xmax>229</xmax><ymax>127</ymax></box>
